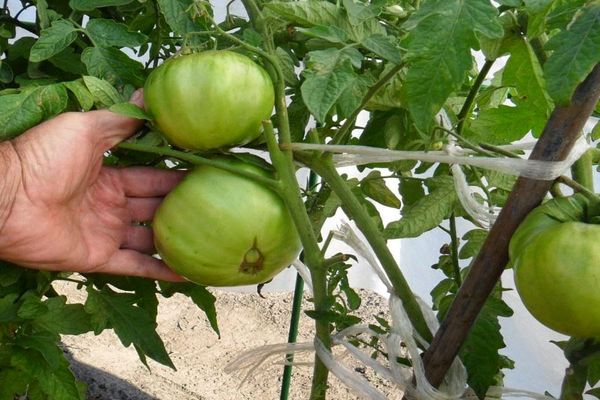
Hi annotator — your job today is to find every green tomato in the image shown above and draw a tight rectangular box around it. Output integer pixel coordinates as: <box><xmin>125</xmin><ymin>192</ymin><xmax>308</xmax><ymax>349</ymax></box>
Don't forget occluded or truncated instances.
<box><xmin>509</xmin><ymin>195</ymin><xmax>600</xmax><ymax>338</ymax></box>
<box><xmin>144</xmin><ymin>50</ymin><xmax>275</xmax><ymax>151</ymax></box>
<box><xmin>153</xmin><ymin>158</ymin><xmax>301</xmax><ymax>287</ymax></box>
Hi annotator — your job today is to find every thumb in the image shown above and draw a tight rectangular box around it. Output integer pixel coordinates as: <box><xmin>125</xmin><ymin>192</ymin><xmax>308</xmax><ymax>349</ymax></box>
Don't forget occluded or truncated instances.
<box><xmin>91</xmin><ymin>89</ymin><xmax>146</xmax><ymax>148</ymax></box>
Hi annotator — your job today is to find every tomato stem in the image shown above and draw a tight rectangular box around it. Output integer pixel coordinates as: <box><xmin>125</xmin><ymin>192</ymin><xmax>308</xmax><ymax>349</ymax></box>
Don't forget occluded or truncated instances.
<box><xmin>305</xmin><ymin>156</ymin><xmax>433</xmax><ymax>343</ymax></box>
<box><xmin>115</xmin><ymin>142</ymin><xmax>280</xmax><ymax>189</ymax></box>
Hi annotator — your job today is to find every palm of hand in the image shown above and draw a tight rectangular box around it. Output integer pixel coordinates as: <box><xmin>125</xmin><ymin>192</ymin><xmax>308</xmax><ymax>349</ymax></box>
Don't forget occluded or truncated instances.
<box><xmin>0</xmin><ymin>110</ymin><xmax>185</xmax><ymax>282</ymax></box>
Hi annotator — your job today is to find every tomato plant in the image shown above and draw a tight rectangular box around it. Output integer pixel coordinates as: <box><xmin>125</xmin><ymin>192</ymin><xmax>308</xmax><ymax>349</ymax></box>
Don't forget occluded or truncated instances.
<box><xmin>1</xmin><ymin>0</ymin><xmax>600</xmax><ymax>399</ymax></box>
<box><xmin>153</xmin><ymin>157</ymin><xmax>301</xmax><ymax>286</ymax></box>
<box><xmin>509</xmin><ymin>195</ymin><xmax>600</xmax><ymax>338</ymax></box>
<box><xmin>144</xmin><ymin>50</ymin><xmax>275</xmax><ymax>150</ymax></box>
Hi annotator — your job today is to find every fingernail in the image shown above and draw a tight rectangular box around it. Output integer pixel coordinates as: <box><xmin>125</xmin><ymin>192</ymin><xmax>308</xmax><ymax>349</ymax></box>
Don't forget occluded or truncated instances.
<box><xmin>130</xmin><ymin>89</ymin><xmax>144</xmax><ymax>107</ymax></box>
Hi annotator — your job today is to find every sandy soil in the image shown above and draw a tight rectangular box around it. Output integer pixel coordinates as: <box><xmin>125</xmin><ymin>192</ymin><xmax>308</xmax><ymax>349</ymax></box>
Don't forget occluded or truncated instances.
<box><xmin>58</xmin><ymin>285</ymin><xmax>402</xmax><ymax>400</ymax></box>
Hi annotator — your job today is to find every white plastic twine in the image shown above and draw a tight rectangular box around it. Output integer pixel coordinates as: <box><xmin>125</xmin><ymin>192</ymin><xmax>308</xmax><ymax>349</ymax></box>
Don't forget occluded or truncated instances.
<box><xmin>226</xmin><ymin>222</ymin><xmax>557</xmax><ymax>399</ymax></box>
<box><xmin>286</xmin><ymin>125</ymin><xmax>591</xmax><ymax>228</ymax></box>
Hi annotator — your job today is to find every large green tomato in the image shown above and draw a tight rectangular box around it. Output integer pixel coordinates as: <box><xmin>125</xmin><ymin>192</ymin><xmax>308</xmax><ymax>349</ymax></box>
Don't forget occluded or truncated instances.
<box><xmin>509</xmin><ymin>195</ymin><xmax>600</xmax><ymax>338</ymax></box>
<box><xmin>153</xmin><ymin>158</ymin><xmax>301</xmax><ymax>287</ymax></box>
<box><xmin>144</xmin><ymin>50</ymin><xmax>275</xmax><ymax>151</ymax></box>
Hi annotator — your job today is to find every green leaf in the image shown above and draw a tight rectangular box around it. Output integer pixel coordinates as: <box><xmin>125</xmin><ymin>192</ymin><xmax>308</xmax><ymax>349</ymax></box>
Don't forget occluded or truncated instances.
<box><xmin>360</xmin><ymin>170</ymin><xmax>401</xmax><ymax>208</ymax></box>
<box><xmin>82</xmin><ymin>75</ymin><xmax>124</xmax><ymax>107</ymax></box>
<box><xmin>460</xmin><ymin>298</ymin><xmax>514</xmax><ymax>398</ymax></box>
<box><xmin>401</xmin><ymin>0</ymin><xmax>503</xmax><ymax>131</ymax></box>
<box><xmin>459</xmin><ymin>229</ymin><xmax>488</xmax><ymax>259</ymax></box>
<box><xmin>471</xmin><ymin>37</ymin><xmax>553</xmax><ymax>142</ymax></box>
<box><xmin>360</xmin><ymin>34</ymin><xmax>402</xmax><ymax>65</ymax></box>
<box><xmin>524</xmin><ymin>0</ymin><xmax>555</xmax><ymax>37</ymax></box>
<box><xmin>11</xmin><ymin>348</ymin><xmax>84</xmax><ymax>400</ymax></box>
<box><xmin>81</xmin><ymin>47</ymin><xmax>145</xmax><ymax>87</ymax></box>
<box><xmin>301</xmin><ymin>48</ymin><xmax>362</xmax><ymax>123</ymax></box>
<box><xmin>15</xmin><ymin>331</ymin><xmax>62</xmax><ymax>370</ymax></box>
<box><xmin>0</xmin><ymin>368</ymin><xmax>29</xmax><ymax>400</ymax></box>
<box><xmin>48</xmin><ymin>47</ymin><xmax>87</xmax><ymax>76</ymax></box>
<box><xmin>63</xmin><ymin>79</ymin><xmax>94</xmax><ymax>111</ymax></box>
<box><xmin>17</xmin><ymin>293</ymin><xmax>48</xmax><ymax>320</ymax></box>
<box><xmin>85</xmin><ymin>286</ymin><xmax>175</xmax><ymax>369</ymax></box>
<box><xmin>109</xmin><ymin>102</ymin><xmax>150</xmax><ymax>120</ymax></box>
<box><xmin>69</xmin><ymin>0</ymin><xmax>134</xmax><ymax>11</ymax></box>
<box><xmin>296</xmin><ymin>25</ymin><xmax>349</xmax><ymax>44</ymax></box>
<box><xmin>0</xmin><ymin>84</ymin><xmax>69</xmax><ymax>140</ymax></box>
<box><xmin>157</xmin><ymin>0</ymin><xmax>206</xmax><ymax>38</ymax></box>
<box><xmin>0</xmin><ymin>294</ymin><xmax>19</xmax><ymax>323</ymax></box>
<box><xmin>160</xmin><ymin>282</ymin><xmax>219</xmax><ymax>337</ymax></box>
<box><xmin>544</xmin><ymin>2</ymin><xmax>600</xmax><ymax>105</ymax></box>
<box><xmin>86</xmin><ymin>19</ymin><xmax>148</xmax><ymax>48</ymax></box>
<box><xmin>385</xmin><ymin>176</ymin><xmax>457</xmax><ymax>238</ymax></box>
<box><xmin>265</xmin><ymin>1</ymin><xmax>385</xmax><ymax>42</ymax></box>
<box><xmin>430</xmin><ymin>278</ymin><xmax>456</xmax><ymax>310</ymax></box>
<box><xmin>275</xmin><ymin>47</ymin><xmax>299</xmax><ymax>86</ymax></box>
<box><xmin>587</xmin><ymin>353</ymin><xmax>600</xmax><ymax>386</ymax></box>
<box><xmin>29</xmin><ymin>20</ymin><xmax>77</xmax><ymax>63</ymax></box>
<box><xmin>399</xmin><ymin>178</ymin><xmax>425</xmax><ymax>208</ymax></box>
<box><xmin>588</xmin><ymin>388</ymin><xmax>600</xmax><ymax>400</ymax></box>
<box><xmin>33</xmin><ymin>296</ymin><xmax>92</xmax><ymax>335</ymax></box>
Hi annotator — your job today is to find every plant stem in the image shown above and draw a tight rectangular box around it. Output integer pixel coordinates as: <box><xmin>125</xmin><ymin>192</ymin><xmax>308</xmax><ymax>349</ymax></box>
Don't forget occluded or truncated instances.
<box><xmin>456</xmin><ymin>59</ymin><xmax>495</xmax><ymax>136</ymax></box>
<box><xmin>559</xmin><ymin>364</ymin><xmax>587</xmax><ymax>400</ymax></box>
<box><xmin>262</xmin><ymin>123</ymin><xmax>331</xmax><ymax>400</ymax></box>
<box><xmin>280</xmin><ymin>171</ymin><xmax>318</xmax><ymax>400</ymax></box>
<box><xmin>570</xmin><ymin>149</ymin><xmax>594</xmax><ymax>192</ymax></box>
<box><xmin>556</xmin><ymin>175</ymin><xmax>598</xmax><ymax>200</ymax></box>
<box><xmin>449</xmin><ymin>215</ymin><xmax>462</xmax><ymax>287</ymax></box>
<box><xmin>332</xmin><ymin>63</ymin><xmax>404</xmax><ymax>145</ymax></box>
<box><xmin>115</xmin><ymin>142</ymin><xmax>280</xmax><ymax>189</ymax></box>
<box><xmin>307</xmin><ymin>156</ymin><xmax>433</xmax><ymax>343</ymax></box>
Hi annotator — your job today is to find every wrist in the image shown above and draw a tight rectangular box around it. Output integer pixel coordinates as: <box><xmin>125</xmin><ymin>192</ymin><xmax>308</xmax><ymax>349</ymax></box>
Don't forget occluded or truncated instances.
<box><xmin>0</xmin><ymin>141</ymin><xmax>22</xmax><ymax>237</ymax></box>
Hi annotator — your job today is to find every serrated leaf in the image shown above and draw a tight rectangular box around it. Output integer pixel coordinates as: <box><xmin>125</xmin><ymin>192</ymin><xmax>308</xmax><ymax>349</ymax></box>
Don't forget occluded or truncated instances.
<box><xmin>157</xmin><ymin>0</ymin><xmax>206</xmax><ymax>38</ymax></box>
<box><xmin>16</xmin><ymin>331</ymin><xmax>62</xmax><ymax>370</ymax></box>
<box><xmin>0</xmin><ymin>368</ymin><xmax>29</xmax><ymax>400</ymax></box>
<box><xmin>524</xmin><ymin>0</ymin><xmax>555</xmax><ymax>37</ymax></box>
<box><xmin>544</xmin><ymin>2</ymin><xmax>600</xmax><ymax>105</ymax></box>
<box><xmin>430</xmin><ymin>278</ymin><xmax>456</xmax><ymax>310</ymax></box>
<box><xmin>0</xmin><ymin>294</ymin><xmax>19</xmax><ymax>323</ymax></box>
<box><xmin>69</xmin><ymin>0</ymin><xmax>134</xmax><ymax>11</ymax></box>
<box><xmin>296</xmin><ymin>25</ymin><xmax>349</xmax><ymax>43</ymax></box>
<box><xmin>29</xmin><ymin>20</ymin><xmax>77</xmax><ymax>62</ymax></box>
<box><xmin>385</xmin><ymin>176</ymin><xmax>457</xmax><ymax>238</ymax></box>
<box><xmin>48</xmin><ymin>47</ymin><xmax>87</xmax><ymax>76</ymax></box>
<box><xmin>361</xmin><ymin>34</ymin><xmax>402</xmax><ymax>64</ymax></box>
<box><xmin>0</xmin><ymin>84</ymin><xmax>68</xmax><ymax>139</ymax></box>
<box><xmin>301</xmin><ymin>48</ymin><xmax>360</xmax><ymax>123</ymax></box>
<box><xmin>471</xmin><ymin>37</ymin><xmax>553</xmax><ymax>142</ymax></box>
<box><xmin>276</xmin><ymin>47</ymin><xmax>299</xmax><ymax>86</ymax></box>
<box><xmin>85</xmin><ymin>286</ymin><xmax>174</xmax><ymax>369</ymax></box>
<box><xmin>459</xmin><ymin>229</ymin><xmax>488</xmax><ymax>259</ymax></box>
<box><xmin>587</xmin><ymin>353</ymin><xmax>600</xmax><ymax>386</ymax></box>
<box><xmin>86</xmin><ymin>19</ymin><xmax>148</xmax><ymax>48</ymax></box>
<box><xmin>588</xmin><ymin>388</ymin><xmax>600</xmax><ymax>400</ymax></box>
<box><xmin>460</xmin><ymin>298</ymin><xmax>514</xmax><ymax>398</ymax></box>
<box><xmin>109</xmin><ymin>102</ymin><xmax>150</xmax><ymax>119</ymax></box>
<box><xmin>82</xmin><ymin>47</ymin><xmax>145</xmax><ymax>87</ymax></box>
<box><xmin>11</xmin><ymin>348</ymin><xmax>84</xmax><ymax>400</ymax></box>
<box><xmin>159</xmin><ymin>282</ymin><xmax>219</xmax><ymax>336</ymax></box>
<box><xmin>82</xmin><ymin>75</ymin><xmax>124</xmax><ymax>107</ymax></box>
<box><xmin>33</xmin><ymin>296</ymin><xmax>92</xmax><ymax>335</ymax></box>
<box><xmin>17</xmin><ymin>293</ymin><xmax>47</xmax><ymax>320</ymax></box>
<box><xmin>63</xmin><ymin>79</ymin><xmax>94</xmax><ymax>111</ymax></box>
<box><xmin>361</xmin><ymin>170</ymin><xmax>401</xmax><ymax>208</ymax></box>
<box><xmin>265</xmin><ymin>1</ymin><xmax>385</xmax><ymax>42</ymax></box>
<box><xmin>402</xmin><ymin>0</ymin><xmax>503</xmax><ymax>131</ymax></box>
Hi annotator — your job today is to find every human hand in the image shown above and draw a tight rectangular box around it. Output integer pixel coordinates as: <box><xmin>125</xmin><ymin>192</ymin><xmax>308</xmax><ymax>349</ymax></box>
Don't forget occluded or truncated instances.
<box><xmin>0</xmin><ymin>91</ymin><xmax>185</xmax><ymax>282</ymax></box>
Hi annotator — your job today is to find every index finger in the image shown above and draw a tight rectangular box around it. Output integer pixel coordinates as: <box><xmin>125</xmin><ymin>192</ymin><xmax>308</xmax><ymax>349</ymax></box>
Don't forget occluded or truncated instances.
<box><xmin>116</xmin><ymin>166</ymin><xmax>187</xmax><ymax>197</ymax></box>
